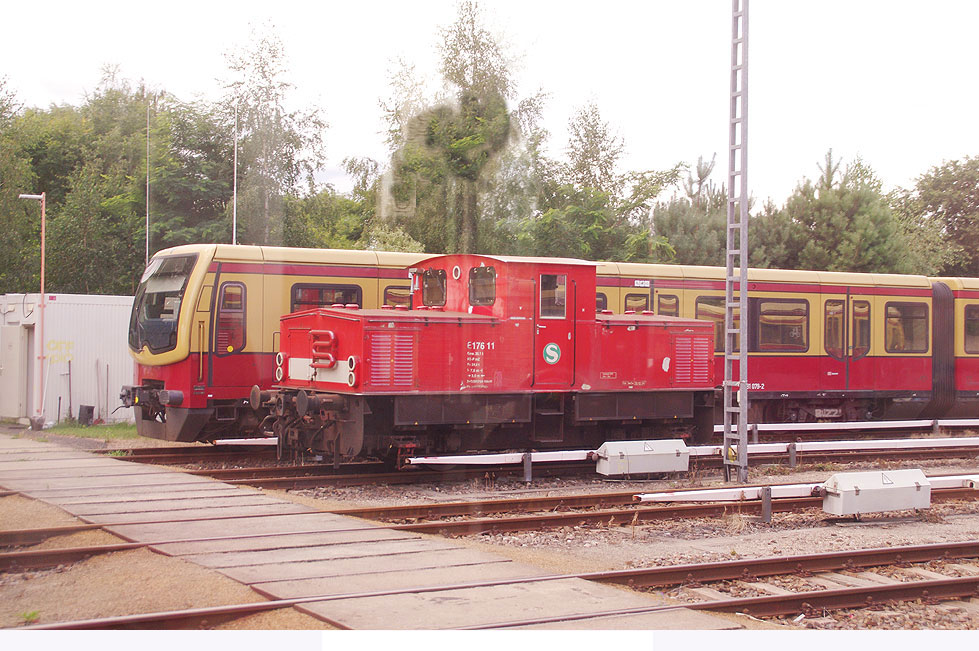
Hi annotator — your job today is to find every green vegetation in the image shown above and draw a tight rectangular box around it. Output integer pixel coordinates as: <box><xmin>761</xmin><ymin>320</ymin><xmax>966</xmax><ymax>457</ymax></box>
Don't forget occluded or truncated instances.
<box><xmin>19</xmin><ymin>611</ymin><xmax>40</xmax><ymax>625</ymax></box>
<box><xmin>1</xmin><ymin>1</ymin><xmax>975</xmax><ymax>296</ymax></box>
<box><xmin>46</xmin><ymin>422</ymin><xmax>138</xmax><ymax>440</ymax></box>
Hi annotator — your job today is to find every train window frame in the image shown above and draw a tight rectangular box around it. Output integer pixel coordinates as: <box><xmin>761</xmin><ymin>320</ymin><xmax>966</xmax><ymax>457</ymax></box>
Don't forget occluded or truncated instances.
<box><xmin>657</xmin><ymin>294</ymin><xmax>679</xmax><ymax>317</ymax></box>
<box><xmin>884</xmin><ymin>301</ymin><xmax>929</xmax><ymax>353</ymax></box>
<box><xmin>824</xmin><ymin>299</ymin><xmax>845</xmax><ymax>360</ymax></box>
<box><xmin>540</xmin><ymin>274</ymin><xmax>567</xmax><ymax>319</ymax></box>
<box><xmin>214</xmin><ymin>281</ymin><xmax>246</xmax><ymax>357</ymax></box>
<box><xmin>625</xmin><ymin>293</ymin><xmax>649</xmax><ymax>312</ymax></box>
<box><xmin>468</xmin><ymin>266</ymin><xmax>496</xmax><ymax>306</ymax></box>
<box><xmin>757</xmin><ymin>298</ymin><xmax>810</xmax><ymax>353</ymax></box>
<box><xmin>596</xmin><ymin>292</ymin><xmax>608</xmax><ymax>311</ymax></box>
<box><xmin>383</xmin><ymin>285</ymin><xmax>411</xmax><ymax>308</ymax></box>
<box><xmin>290</xmin><ymin>283</ymin><xmax>363</xmax><ymax>312</ymax></box>
<box><xmin>422</xmin><ymin>268</ymin><xmax>447</xmax><ymax>306</ymax></box>
<box><xmin>696</xmin><ymin>295</ymin><xmax>738</xmax><ymax>352</ymax></box>
<box><xmin>965</xmin><ymin>304</ymin><xmax>979</xmax><ymax>354</ymax></box>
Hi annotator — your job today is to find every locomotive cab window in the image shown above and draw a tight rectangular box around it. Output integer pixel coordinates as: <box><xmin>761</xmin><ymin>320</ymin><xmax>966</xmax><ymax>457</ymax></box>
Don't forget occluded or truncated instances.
<box><xmin>657</xmin><ymin>294</ymin><xmax>678</xmax><ymax>317</ymax></box>
<box><xmin>469</xmin><ymin>266</ymin><xmax>496</xmax><ymax>306</ymax></box>
<box><xmin>540</xmin><ymin>274</ymin><xmax>567</xmax><ymax>318</ymax></box>
<box><xmin>129</xmin><ymin>253</ymin><xmax>198</xmax><ymax>353</ymax></box>
<box><xmin>885</xmin><ymin>302</ymin><xmax>928</xmax><ymax>353</ymax></box>
<box><xmin>965</xmin><ymin>304</ymin><xmax>979</xmax><ymax>354</ymax></box>
<box><xmin>625</xmin><ymin>293</ymin><xmax>649</xmax><ymax>312</ymax></box>
<box><xmin>384</xmin><ymin>286</ymin><xmax>411</xmax><ymax>308</ymax></box>
<box><xmin>216</xmin><ymin>282</ymin><xmax>246</xmax><ymax>355</ymax></box>
<box><xmin>422</xmin><ymin>268</ymin><xmax>447</xmax><ymax>306</ymax></box>
<box><xmin>291</xmin><ymin>284</ymin><xmax>362</xmax><ymax>312</ymax></box>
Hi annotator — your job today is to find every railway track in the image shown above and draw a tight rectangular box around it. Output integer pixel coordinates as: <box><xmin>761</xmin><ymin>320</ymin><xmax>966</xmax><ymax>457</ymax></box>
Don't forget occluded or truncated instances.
<box><xmin>108</xmin><ymin>440</ymin><xmax>979</xmax><ymax>489</ymax></box>
<box><xmin>12</xmin><ymin>540</ymin><xmax>979</xmax><ymax>629</ymax></box>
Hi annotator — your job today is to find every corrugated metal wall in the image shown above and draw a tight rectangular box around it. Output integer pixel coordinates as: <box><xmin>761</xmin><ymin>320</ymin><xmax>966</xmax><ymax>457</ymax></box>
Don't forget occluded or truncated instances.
<box><xmin>0</xmin><ymin>293</ymin><xmax>135</xmax><ymax>425</ymax></box>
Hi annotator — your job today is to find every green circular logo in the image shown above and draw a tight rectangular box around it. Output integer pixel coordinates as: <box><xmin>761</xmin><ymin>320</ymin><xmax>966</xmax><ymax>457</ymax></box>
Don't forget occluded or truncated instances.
<box><xmin>543</xmin><ymin>343</ymin><xmax>561</xmax><ymax>365</ymax></box>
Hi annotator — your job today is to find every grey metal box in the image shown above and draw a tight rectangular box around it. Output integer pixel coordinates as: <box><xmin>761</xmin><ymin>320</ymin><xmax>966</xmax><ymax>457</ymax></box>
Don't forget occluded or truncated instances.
<box><xmin>595</xmin><ymin>440</ymin><xmax>689</xmax><ymax>476</ymax></box>
<box><xmin>822</xmin><ymin>469</ymin><xmax>931</xmax><ymax>516</ymax></box>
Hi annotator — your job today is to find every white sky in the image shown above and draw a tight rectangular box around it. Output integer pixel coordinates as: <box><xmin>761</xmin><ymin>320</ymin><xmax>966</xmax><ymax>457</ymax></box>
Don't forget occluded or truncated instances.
<box><xmin>3</xmin><ymin>0</ymin><xmax>978</xmax><ymax>205</ymax></box>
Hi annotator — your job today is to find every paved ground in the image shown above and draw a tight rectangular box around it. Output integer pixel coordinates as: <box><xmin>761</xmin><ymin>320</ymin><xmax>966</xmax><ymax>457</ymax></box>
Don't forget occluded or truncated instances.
<box><xmin>0</xmin><ymin>433</ymin><xmax>736</xmax><ymax>630</ymax></box>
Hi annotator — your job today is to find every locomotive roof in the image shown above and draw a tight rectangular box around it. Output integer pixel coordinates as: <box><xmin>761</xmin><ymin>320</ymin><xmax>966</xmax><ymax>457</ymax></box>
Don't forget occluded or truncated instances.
<box><xmin>414</xmin><ymin>253</ymin><xmax>598</xmax><ymax>267</ymax></box>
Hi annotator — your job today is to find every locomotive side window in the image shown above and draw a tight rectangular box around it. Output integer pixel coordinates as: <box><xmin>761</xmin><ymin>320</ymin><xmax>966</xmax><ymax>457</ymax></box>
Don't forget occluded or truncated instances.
<box><xmin>884</xmin><ymin>302</ymin><xmax>928</xmax><ymax>353</ymax></box>
<box><xmin>965</xmin><ymin>304</ymin><xmax>979</xmax><ymax>354</ymax></box>
<box><xmin>422</xmin><ymin>268</ymin><xmax>447</xmax><ymax>306</ymax></box>
<box><xmin>469</xmin><ymin>266</ymin><xmax>496</xmax><ymax>306</ymax></box>
<box><xmin>757</xmin><ymin>299</ymin><xmax>809</xmax><ymax>352</ymax></box>
<box><xmin>853</xmin><ymin>300</ymin><xmax>871</xmax><ymax>358</ymax></box>
<box><xmin>657</xmin><ymin>294</ymin><xmax>679</xmax><ymax>317</ymax></box>
<box><xmin>596</xmin><ymin>292</ymin><xmax>608</xmax><ymax>311</ymax></box>
<box><xmin>291</xmin><ymin>284</ymin><xmax>362</xmax><ymax>311</ymax></box>
<box><xmin>696</xmin><ymin>296</ymin><xmax>738</xmax><ymax>351</ymax></box>
<box><xmin>540</xmin><ymin>274</ymin><xmax>567</xmax><ymax>318</ymax></box>
<box><xmin>625</xmin><ymin>293</ymin><xmax>649</xmax><ymax>312</ymax></box>
<box><xmin>384</xmin><ymin>286</ymin><xmax>411</xmax><ymax>307</ymax></box>
<box><xmin>216</xmin><ymin>282</ymin><xmax>246</xmax><ymax>355</ymax></box>
<box><xmin>824</xmin><ymin>299</ymin><xmax>845</xmax><ymax>359</ymax></box>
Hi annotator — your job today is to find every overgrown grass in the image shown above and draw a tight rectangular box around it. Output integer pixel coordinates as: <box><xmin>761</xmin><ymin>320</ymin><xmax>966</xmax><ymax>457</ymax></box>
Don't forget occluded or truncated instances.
<box><xmin>46</xmin><ymin>422</ymin><xmax>138</xmax><ymax>440</ymax></box>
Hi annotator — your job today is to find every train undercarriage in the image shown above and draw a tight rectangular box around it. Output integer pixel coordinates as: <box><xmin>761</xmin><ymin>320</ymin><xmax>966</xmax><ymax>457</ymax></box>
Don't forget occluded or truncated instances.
<box><xmin>252</xmin><ymin>387</ymin><xmax>716</xmax><ymax>465</ymax></box>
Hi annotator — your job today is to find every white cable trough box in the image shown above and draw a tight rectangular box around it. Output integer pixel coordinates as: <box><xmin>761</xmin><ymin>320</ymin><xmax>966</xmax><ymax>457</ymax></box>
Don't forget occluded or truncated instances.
<box><xmin>595</xmin><ymin>440</ymin><xmax>689</xmax><ymax>476</ymax></box>
<box><xmin>822</xmin><ymin>469</ymin><xmax>931</xmax><ymax>516</ymax></box>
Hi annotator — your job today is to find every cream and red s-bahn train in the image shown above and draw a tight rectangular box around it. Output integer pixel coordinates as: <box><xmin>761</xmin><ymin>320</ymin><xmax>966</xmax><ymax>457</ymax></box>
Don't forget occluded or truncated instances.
<box><xmin>121</xmin><ymin>243</ymin><xmax>979</xmax><ymax>446</ymax></box>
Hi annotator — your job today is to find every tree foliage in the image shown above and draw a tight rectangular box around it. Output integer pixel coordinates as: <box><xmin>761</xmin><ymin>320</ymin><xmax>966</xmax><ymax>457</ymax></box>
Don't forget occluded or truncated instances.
<box><xmin>0</xmin><ymin>12</ymin><xmax>973</xmax><ymax>297</ymax></box>
<box><xmin>222</xmin><ymin>26</ymin><xmax>326</xmax><ymax>245</ymax></box>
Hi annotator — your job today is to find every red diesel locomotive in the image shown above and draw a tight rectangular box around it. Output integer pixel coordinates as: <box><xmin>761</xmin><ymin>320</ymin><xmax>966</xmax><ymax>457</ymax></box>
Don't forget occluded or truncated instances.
<box><xmin>253</xmin><ymin>254</ymin><xmax>717</xmax><ymax>461</ymax></box>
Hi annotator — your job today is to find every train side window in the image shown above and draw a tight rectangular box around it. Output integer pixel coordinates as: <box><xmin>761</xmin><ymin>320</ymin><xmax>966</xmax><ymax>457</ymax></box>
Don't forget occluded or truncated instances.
<box><xmin>216</xmin><ymin>282</ymin><xmax>246</xmax><ymax>355</ymax></box>
<box><xmin>696</xmin><ymin>296</ymin><xmax>738</xmax><ymax>352</ymax></box>
<box><xmin>758</xmin><ymin>299</ymin><xmax>809</xmax><ymax>352</ymax></box>
<box><xmin>885</xmin><ymin>302</ymin><xmax>928</xmax><ymax>353</ymax></box>
<box><xmin>596</xmin><ymin>292</ymin><xmax>608</xmax><ymax>311</ymax></box>
<box><xmin>384</xmin><ymin>286</ymin><xmax>411</xmax><ymax>308</ymax></box>
<box><xmin>291</xmin><ymin>284</ymin><xmax>362</xmax><ymax>312</ymax></box>
<box><xmin>852</xmin><ymin>300</ymin><xmax>871</xmax><ymax>358</ymax></box>
<box><xmin>625</xmin><ymin>293</ymin><xmax>649</xmax><ymax>312</ymax></box>
<box><xmin>540</xmin><ymin>274</ymin><xmax>567</xmax><ymax>318</ymax></box>
<box><xmin>469</xmin><ymin>266</ymin><xmax>496</xmax><ymax>306</ymax></box>
<box><xmin>824</xmin><ymin>300</ymin><xmax>845</xmax><ymax>360</ymax></box>
<box><xmin>965</xmin><ymin>304</ymin><xmax>979</xmax><ymax>354</ymax></box>
<box><xmin>657</xmin><ymin>294</ymin><xmax>678</xmax><ymax>317</ymax></box>
<box><xmin>422</xmin><ymin>268</ymin><xmax>447</xmax><ymax>306</ymax></box>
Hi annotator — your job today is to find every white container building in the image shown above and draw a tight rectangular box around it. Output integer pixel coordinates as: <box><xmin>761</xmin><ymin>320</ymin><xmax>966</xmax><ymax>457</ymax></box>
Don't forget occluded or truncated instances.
<box><xmin>0</xmin><ymin>293</ymin><xmax>135</xmax><ymax>426</ymax></box>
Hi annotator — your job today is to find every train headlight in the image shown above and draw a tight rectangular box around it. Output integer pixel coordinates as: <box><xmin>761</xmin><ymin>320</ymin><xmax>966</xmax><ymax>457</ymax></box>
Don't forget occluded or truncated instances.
<box><xmin>275</xmin><ymin>352</ymin><xmax>285</xmax><ymax>367</ymax></box>
<box><xmin>274</xmin><ymin>366</ymin><xmax>284</xmax><ymax>382</ymax></box>
<box><xmin>347</xmin><ymin>371</ymin><xmax>357</xmax><ymax>387</ymax></box>
<box><xmin>347</xmin><ymin>356</ymin><xmax>358</xmax><ymax>371</ymax></box>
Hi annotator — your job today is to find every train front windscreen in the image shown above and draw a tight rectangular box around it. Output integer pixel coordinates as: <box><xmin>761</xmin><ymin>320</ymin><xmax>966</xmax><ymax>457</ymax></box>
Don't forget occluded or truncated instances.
<box><xmin>128</xmin><ymin>254</ymin><xmax>198</xmax><ymax>354</ymax></box>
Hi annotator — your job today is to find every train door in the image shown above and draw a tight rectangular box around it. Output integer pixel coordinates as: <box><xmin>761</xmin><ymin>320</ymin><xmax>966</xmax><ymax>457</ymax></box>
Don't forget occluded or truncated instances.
<box><xmin>821</xmin><ymin>294</ymin><xmax>873</xmax><ymax>392</ymax></box>
<box><xmin>534</xmin><ymin>272</ymin><xmax>575</xmax><ymax>387</ymax></box>
<box><xmin>847</xmin><ymin>295</ymin><xmax>874</xmax><ymax>391</ymax></box>
<box><xmin>821</xmin><ymin>298</ymin><xmax>847</xmax><ymax>392</ymax></box>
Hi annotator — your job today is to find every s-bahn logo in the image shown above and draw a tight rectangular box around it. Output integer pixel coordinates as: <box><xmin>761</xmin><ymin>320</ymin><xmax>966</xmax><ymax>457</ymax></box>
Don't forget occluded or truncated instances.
<box><xmin>543</xmin><ymin>343</ymin><xmax>561</xmax><ymax>365</ymax></box>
